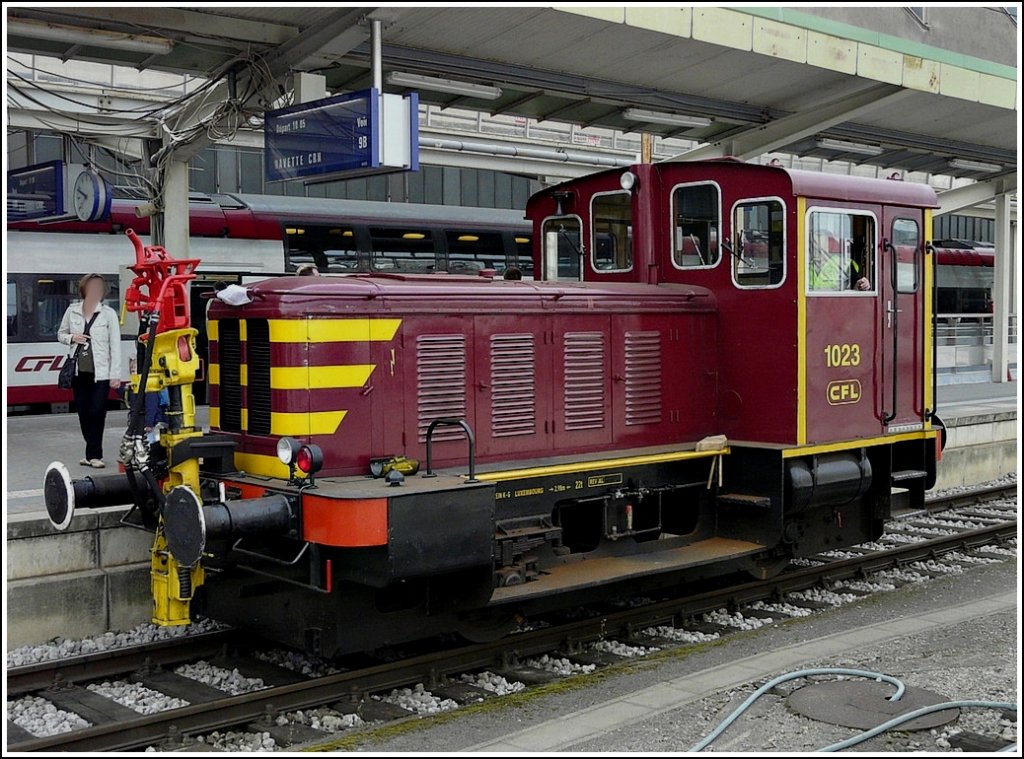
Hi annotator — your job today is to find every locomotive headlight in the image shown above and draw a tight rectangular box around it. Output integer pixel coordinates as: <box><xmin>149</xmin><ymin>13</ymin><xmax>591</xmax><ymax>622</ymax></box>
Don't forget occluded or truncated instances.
<box><xmin>276</xmin><ymin>436</ymin><xmax>302</xmax><ymax>465</ymax></box>
<box><xmin>619</xmin><ymin>171</ymin><xmax>637</xmax><ymax>192</ymax></box>
<box><xmin>296</xmin><ymin>444</ymin><xmax>325</xmax><ymax>475</ymax></box>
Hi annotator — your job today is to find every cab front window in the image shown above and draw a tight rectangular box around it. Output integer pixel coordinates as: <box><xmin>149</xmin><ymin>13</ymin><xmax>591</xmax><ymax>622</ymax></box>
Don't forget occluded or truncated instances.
<box><xmin>807</xmin><ymin>210</ymin><xmax>876</xmax><ymax>295</ymax></box>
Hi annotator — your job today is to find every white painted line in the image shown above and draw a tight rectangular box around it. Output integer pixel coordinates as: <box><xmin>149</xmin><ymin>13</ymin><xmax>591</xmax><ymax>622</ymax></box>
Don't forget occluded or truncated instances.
<box><xmin>462</xmin><ymin>589</ymin><xmax>1017</xmax><ymax>752</ymax></box>
<box><xmin>6</xmin><ymin>489</ymin><xmax>44</xmax><ymax>500</ymax></box>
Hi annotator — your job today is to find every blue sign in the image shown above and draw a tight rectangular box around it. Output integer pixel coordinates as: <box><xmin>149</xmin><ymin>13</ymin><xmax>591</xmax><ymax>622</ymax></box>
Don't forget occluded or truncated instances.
<box><xmin>7</xmin><ymin>160</ymin><xmax>65</xmax><ymax>221</ymax></box>
<box><xmin>265</xmin><ymin>88</ymin><xmax>418</xmax><ymax>183</ymax></box>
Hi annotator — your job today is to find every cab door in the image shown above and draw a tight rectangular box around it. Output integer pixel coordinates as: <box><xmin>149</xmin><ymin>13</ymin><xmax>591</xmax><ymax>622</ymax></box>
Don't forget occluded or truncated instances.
<box><xmin>880</xmin><ymin>209</ymin><xmax>926</xmax><ymax>429</ymax></box>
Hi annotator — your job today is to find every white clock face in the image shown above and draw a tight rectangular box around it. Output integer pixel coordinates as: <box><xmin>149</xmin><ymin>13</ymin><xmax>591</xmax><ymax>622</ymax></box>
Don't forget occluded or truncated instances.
<box><xmin>74</xmin><ymin>170</ymin><xmax>105</xmax><ymax>222</ymax></box>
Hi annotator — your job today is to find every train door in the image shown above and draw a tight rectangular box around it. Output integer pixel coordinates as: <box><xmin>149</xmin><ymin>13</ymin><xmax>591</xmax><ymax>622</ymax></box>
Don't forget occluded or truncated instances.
<box><xmin>881</xmin><ymin>208</ymin><xmax>926</xmax><ymax>429</ymax></box>
<box><xmin>472</xmin><ymin>315</ymin><xmax>553</xmax><ymax>458</ymax></box>
<box><xmin>552</xmin><ymin>316</ymin><xmax>613</xmax><ymax>449</ymax></box>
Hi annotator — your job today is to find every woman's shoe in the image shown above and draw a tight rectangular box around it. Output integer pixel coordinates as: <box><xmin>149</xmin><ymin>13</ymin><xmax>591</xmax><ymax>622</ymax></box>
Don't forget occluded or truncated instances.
<box><xmin>80</xmin><ymin>458</ymin><xmax>91</xmax><ymax>466</ymax></box>
<box><xmin>89</xmin><ymin>459</ymin><xmax>106</xmax><ymax>468</ymax></box>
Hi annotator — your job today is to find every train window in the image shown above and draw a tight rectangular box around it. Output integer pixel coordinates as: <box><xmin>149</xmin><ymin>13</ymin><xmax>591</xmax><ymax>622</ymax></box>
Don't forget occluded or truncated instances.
<box><xmin>892</xmin><ymin>218</ymin><xmax>920</xmax><ymax>293</ymax></box>
<box><xmin>591</xmin><ymin>192</ymin><xmax>633</xmax><ymax>272</ymax></box>
<box><xmin>806</xmin><ymin>210</ymin><xmax>876</xmax><ymax>295</ymax></box>
<box><xmin>445</xmin><ymin>231</ymin><xmax>504</xmax><ymax>275</ymax></box>
<box><xmin>285</xmin><ymin>226</ymin><xmax>364</xmax><ymax>273</ymax></box>
<box><xmin>7</xmin><ymin>280</ymin><xmax>17</xmax><ymax>338</ymax></box>
<box><xmin>671</xmin><ymin>183</ymin><xmax>720</xmax><ymax>269</ymax></box>
<box><xmin>370</xmin><ymin>228</ymin><xmax>437</xmax><ymax>273</ymax></box>
<box><xmin>34</xmin><ymin>276</ymin><xmax>120</xmax><ymax>340</ymax></box>
<box><xmin>732</xmin><ymin>200</ymin><xmax>785</xmax><ymax>288</ymax></box>
<box><xmin>542</xmin><ymin>216</ymin><xmax>583</xmax><ymax>281</ymax></box>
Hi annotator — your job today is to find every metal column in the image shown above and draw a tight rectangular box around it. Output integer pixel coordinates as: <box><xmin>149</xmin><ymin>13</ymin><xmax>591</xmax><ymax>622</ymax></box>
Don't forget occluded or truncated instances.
<box><xmin>991</xmin><ymin>192</ymin><xmax>1013</xmax><ymax>382</ymax></box>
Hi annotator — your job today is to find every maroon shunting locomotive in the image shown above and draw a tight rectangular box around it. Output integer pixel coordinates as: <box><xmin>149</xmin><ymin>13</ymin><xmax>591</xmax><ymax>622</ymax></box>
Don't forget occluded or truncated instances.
<box><xmin>47</xmin><ymin>160</ymin><xmax>943</xmax><ymax>655</ymax></box>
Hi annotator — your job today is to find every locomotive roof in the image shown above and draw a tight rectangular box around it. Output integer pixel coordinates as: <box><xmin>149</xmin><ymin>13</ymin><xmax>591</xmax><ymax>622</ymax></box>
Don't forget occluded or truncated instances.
<box><xmin>214</xmin><ymin>273</ymin><xmax>716</xmax><ymax>316</ymax></box>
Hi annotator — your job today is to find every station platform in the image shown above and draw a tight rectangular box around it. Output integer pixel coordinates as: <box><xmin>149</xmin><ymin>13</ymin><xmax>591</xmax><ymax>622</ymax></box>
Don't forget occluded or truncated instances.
<box><xmin>3</xmin><ymin>385</ymin><xmax>1016</xmax><ymax>648</ymax></box>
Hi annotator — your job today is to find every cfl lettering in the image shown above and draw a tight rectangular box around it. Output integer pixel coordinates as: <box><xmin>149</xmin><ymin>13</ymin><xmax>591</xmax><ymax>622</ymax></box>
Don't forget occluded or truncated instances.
<box><xmin>15</xmin><ymin>355</ymin><xmax>65</xmax><ymax>372</ymax></box>
<box><xmin>827</xmin><ymin>379</ymin><xmax>861</xmax><ymax>405</ymax></box>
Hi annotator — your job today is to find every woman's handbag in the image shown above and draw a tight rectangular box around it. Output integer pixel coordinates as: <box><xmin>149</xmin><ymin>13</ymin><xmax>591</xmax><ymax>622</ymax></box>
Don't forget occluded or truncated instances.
<box><xmin>58</xmin><ymin>311</ymin><xmax>100</xmax><ymax>389</ymax></box>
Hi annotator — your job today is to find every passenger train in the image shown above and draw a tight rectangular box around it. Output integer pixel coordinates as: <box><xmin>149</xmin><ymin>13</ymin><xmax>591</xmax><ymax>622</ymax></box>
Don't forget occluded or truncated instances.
<box><xmin>7</xmin><ymin>195</ymin><xmax>531</xmax><ymax>410</ymax></box>
<box><xmin>45</xmin><ymin>160</ymin><xmax>946</xmax><ymax>656</ymax></box>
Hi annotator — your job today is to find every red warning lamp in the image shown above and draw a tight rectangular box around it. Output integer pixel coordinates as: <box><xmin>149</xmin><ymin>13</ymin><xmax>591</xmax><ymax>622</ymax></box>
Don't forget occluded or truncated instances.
<box><xmin>296</xmin><ymin>444</ymin><xmax>324</xmax><ymax>481</ymax></box>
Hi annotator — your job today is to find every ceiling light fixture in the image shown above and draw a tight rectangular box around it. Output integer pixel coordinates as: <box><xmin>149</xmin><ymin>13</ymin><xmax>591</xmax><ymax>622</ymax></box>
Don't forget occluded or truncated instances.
<box><xmin>622</xmin><ymin>108</ymin><xmax>711</xmax><ymax>128</ymax></box>
<box><xmin>386</xmin><ymin>71</ymin><xmax>503</xmax><ymax>100</ymax></box>
<box><xmin>948</xmin><ymin>158</ymin><xmax>1002</xmax><ymax>173</ymax></box>
<box><xmin>8</xmin><ymin>19</ymin><xmax>175</xmax><ymax>56</ymax></box>
<box><xmin>815</xmin><ymin>138</ymin><xmax>884</xmax><ymax>156</ymax></box>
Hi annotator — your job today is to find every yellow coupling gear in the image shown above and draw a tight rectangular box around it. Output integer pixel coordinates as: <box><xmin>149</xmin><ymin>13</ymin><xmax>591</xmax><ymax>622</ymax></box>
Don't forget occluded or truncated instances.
<box><xmin>369</xmin><ymin>455</ymin><xmax>420</xmax><ymax>478</ymax></box>
<box><xmin>150</xmin><ymin>531</ymin><xmax>205</xmax><ymax>626</ymax></box>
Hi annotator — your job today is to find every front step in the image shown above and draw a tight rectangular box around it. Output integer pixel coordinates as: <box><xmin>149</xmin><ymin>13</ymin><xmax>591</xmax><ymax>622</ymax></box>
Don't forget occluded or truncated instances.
<box><xmin>717</xmin><ymin>492</ymin><xmax>772</xmax><ymax>508</ymax></box>
<box><xmin>892</xmin><ymin>469</ymin><xmax>928</xmax><ymax>483</ymax></box>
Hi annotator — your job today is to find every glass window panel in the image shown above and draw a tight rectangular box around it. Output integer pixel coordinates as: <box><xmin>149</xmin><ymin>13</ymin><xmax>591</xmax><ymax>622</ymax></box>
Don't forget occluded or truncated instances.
<box><xmin>542</xmin><ymin>217</ymin><xmax>582</xmax><ymax>281</ymax></box>
<box><xmin>806</xmin><ymin>210</ymin><xmax>874</xmax><ymax>294</ymax></box>
<box><xmin>591</xmin><ymin>192</ymin><xmax>633</xmax><ymax>272</ymax></box>
<box><xmin>370</xmin><ymin>227</ymin><xmax>436</xmax><ymax>273</ymax></box>
<box><xmin>733</xmin><ymin>200</ymin><xmax>785</xmax><ymax>288</ymax></box>
<box><xmin>672</xmin><ymin>184</ymin><xmax>720</xmax><ymax>268</ymax></box>
<box><xmin>893</xmin><ymin>218</ymin><xmax>920</xmax><ymax>293</ymax></box>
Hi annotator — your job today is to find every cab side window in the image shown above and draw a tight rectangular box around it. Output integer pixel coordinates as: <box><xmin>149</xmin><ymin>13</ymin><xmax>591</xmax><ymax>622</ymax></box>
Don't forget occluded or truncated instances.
<box><xmin>807</xmin><ymin>210</ymin><xmax>876</xmax><ymax>295</ymax></box>
<box><xmin>733</xmin><ymin>200</ymin><xmax>785</xmax><ymax>287</ymax></box>
<box><xmin>672</xmin><ymin>183</ymin><xmax>720</xmax><ymax>268</ymax></box>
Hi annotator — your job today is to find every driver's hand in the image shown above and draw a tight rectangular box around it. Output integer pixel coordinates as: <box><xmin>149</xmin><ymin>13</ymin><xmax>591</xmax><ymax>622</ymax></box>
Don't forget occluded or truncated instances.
<box><xmin>855</xmin><ymin>278</ymin><xmax>871</xmax><ymax>291</ymax></box>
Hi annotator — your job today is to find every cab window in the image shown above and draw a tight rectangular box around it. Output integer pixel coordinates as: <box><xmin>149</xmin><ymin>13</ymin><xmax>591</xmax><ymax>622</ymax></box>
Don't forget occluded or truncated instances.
<box><xmin>733</xmin><ymin>200</ymin><xmax>785</xmax><ymax>287</ymax></box>
<box><xmin>672</xmin><ymin>183</ymin><xmax>720</xmax><ymax>268</ymax></box>
<box><xmin>542</xmin><ymin>216</ymin><xmax>582</xmax><ymax>281</ymax></box>
<box><xmin>892</xmin><ymin>218</ymin><xmax>920</xmax><ymax>293</ymax></box>
<box><xmin>591</xmin><ymin>192</ymin><xmax>633</xmax><ymax>272</ymax></box>
<box><xmin>807</xmin><ymin>210</ymin><xmax>876</xmax><ymax>294</ymax></box>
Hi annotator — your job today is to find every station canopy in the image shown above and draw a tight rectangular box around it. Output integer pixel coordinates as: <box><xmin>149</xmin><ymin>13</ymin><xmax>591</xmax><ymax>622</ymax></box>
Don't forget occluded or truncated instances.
<box><xmin>6</xmin><ymin>6</ymin><xmax>1017</xmax><ymax>180</ymax></box>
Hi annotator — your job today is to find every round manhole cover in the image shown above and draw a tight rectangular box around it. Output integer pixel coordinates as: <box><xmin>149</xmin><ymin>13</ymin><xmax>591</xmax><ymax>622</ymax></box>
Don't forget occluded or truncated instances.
<box><xmin>787</xmin><ymin>680</ymin><xmax>959</xmax><ymax>731</ymax></box>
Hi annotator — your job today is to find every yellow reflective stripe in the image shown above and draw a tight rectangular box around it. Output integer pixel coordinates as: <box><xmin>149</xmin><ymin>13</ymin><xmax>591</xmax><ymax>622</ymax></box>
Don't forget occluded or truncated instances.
<box><xmin>233</xmin><ymin>451</ymin><xmax>291</xmax><ymax>479</ymax></box>
<box><xmin>796</xmin><ymin>196</ymin><xmax>808</xmax><ymax>445</ymax></box>
<box><xmin>238</xmin><ymin>319</ymin><xmax>247</xmax><ymax>341</ymax></box>
<box><xmin>240</xmin><ymin>364</ymin><xmax>248</xmax><ymax>386</ymax></box>
<box><xmin>207</xmin><ymin>320</ymin><xmax>219</xmax><ymax>341</ymax></box>
<box><xmin>271</xmin><ymin>365</ymin><xmax>375</xmax><ymax>389</ymax></box>
<box><xmin>272</xmin><ymin>411</ymin><xmax>348</xmax><ymax>436</ymax></box>
<box><xmin>208</xmin><ymin>364</ymin><xmax>219</xmax><ymax>385</ymax></box>
<box><xmin>209</xmin><ymin>406</ymin><xmax>219</xmax><ymax>428</ymax></box>
<box><xmin>474</xmin><ymin>447</ymin><xmax>729</xmax><ymax>482</ymax></box>
<box><xmin>781</xmin><ymin>430</ymin><xmax>937</xmax><ymax>458</ymax></box>
<box><xmin>267</xmin><ymin>318</ymin><xmax>402</xmax><ymax>343</ymax></box>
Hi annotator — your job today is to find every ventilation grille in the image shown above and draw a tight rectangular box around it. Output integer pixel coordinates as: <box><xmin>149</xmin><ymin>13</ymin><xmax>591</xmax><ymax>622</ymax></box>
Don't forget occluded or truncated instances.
<box><xmin>417</xmin><ymin>334</ymin><xmax>467</xmax><ymax>442</ymax></box>
<box><xmin>563</xmin><ymin>331</ymin><xmax>606</xmax><ymax>431</ymax></box>
<box><xmin>218</xmin><ymin>319</ymin><xmax>242</xmax><ymax>432</ymax></box>
<box><xmin>246</xmin><ymin>319</ymin><xmax>272</xmax><ymax>435</ymax></box>
<box><xmin>490</xmin><ymin>334</ymin><xmax>536</xmax><ymax>437</ymax></box>
<box><xmin>624</xmin><ymin>330</ymin><xmax>662</xmax><ymax>425</ymax></box>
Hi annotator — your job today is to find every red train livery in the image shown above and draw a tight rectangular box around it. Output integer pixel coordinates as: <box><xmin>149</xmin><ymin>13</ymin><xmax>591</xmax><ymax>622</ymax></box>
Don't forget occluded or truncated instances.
<box><xmin>46</xmin><ymin>160</ymin><xmax>942</xmax><ymax>656</ymax></box>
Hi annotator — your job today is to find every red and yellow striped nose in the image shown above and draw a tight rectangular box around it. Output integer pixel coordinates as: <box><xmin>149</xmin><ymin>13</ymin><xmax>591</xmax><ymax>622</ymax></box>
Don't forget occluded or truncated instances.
<box><xmin>208</xmin><ymin>317</ymin><xmax>401</xmax><ymax>477</ymax></box>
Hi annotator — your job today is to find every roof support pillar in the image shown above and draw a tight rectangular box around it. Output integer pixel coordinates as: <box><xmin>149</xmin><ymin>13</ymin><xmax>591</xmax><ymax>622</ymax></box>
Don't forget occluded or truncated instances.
<box><xmin>155</xmin><ymin>148</ymin><xmax>190</xmax><ymax>259</ymax></box>
<box><xmin>991</xmin><ymin>192</ymin><xmax>1016</xmax><ymax>383</ymax></box>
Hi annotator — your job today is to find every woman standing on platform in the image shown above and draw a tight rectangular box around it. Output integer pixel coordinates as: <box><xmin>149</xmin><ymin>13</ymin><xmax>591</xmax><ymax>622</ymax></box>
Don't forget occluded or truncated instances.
<box><xmin>57</xmin><ymin>274</ymin><xmax>122</xmax><ymax>468</ymax></box>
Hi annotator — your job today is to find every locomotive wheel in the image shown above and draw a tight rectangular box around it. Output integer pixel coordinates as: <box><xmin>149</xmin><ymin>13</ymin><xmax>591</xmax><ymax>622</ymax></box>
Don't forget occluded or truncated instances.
<box><xmin>457</xmin><ymin>610</ymin><xmax>518</xmax><ymax>644</ymax></box>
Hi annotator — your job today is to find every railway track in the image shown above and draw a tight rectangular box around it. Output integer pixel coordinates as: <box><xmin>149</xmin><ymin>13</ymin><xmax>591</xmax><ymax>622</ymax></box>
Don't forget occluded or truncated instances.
<box><xmin>7</xmin><ymin>483</ymin><xmax>1017</xmax><ymax>753</ymax></box>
